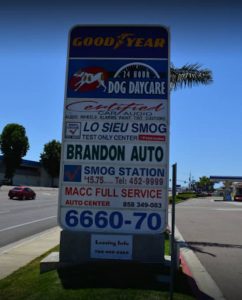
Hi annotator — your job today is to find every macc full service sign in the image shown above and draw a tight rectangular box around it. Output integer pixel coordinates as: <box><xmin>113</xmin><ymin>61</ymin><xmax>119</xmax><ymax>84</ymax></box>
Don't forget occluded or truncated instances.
<box><xmin>58</xmin><ymin>25</ymin><xmax>170</xmax><ymax>235</ymax></box>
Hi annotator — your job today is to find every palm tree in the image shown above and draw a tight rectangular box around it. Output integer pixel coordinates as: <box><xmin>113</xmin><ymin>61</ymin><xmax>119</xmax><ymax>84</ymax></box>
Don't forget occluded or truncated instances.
<box><xmin>170</xmin><ymin>63</ymin><xmax>212</xmax><ymax>90</ymax></box>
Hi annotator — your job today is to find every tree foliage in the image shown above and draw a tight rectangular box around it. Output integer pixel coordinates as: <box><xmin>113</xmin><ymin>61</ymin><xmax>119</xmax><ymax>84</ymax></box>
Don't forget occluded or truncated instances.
<box><xmin>40</xmin><ymin>140</ymin><xmax>61</xmax><ymax>185</ymax></box>
<box><xmin>0</xmin><ymin>123</ymin><xmax>29</xmax><ymax>182</ymax></box>
<box><xmin>196</xmin><ymin>176</ymin><xmax>214</xmax><ymax>192</ymax></box>
<box><xmin>170</xmin><ymin>63</ymin><xmax>213</xmax><ymax>90</ymax></box>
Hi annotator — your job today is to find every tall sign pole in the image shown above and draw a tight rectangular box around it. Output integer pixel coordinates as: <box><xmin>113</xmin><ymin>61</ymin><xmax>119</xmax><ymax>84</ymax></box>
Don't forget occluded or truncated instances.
<box><xmin>58</xmin><ymin>25</ymin><xmax>170</xmax><ymax>262</ymax></box>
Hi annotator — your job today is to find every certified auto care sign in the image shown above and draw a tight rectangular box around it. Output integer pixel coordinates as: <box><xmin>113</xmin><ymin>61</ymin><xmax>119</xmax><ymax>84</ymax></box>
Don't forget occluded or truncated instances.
<box><xmin>59</xmin><ymin>25</ymin><xmax>170</xmax><ymax>235</ymax></box>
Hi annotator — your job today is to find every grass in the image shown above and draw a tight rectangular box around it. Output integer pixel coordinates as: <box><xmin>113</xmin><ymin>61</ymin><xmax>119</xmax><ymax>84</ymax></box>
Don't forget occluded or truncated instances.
<box><xmin>169</xmin><ymin>192</ymin><xmax>197</xmax><ymax>204</ymax></box>
<box><xmin>0</xmin><ymin>238</ymin><xmax>195</xmax><ymax>300</ymax></box>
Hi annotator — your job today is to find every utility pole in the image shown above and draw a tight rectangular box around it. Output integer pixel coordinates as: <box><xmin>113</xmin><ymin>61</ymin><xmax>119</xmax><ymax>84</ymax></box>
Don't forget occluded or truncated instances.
<box><xmin>189</xmin><ymin>172</ymin><xmax>191</xmax><ymax>190</ymax></box>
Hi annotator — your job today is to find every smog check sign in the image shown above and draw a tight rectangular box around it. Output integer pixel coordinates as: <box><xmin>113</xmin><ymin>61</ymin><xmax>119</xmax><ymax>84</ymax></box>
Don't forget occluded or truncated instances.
<box><xmin>58</xmin><ymin>25</ymin><xmax>170</xmax><ymax>235</ymax></box>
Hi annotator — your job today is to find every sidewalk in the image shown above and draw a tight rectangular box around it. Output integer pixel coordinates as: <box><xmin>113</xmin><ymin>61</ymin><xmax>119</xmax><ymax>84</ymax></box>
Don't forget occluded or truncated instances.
<box><xmin>175</xmin><ymin>226</ymin><xmax>225</xmax><ymax>299</ymax></box>
<box><xmin>0</xmin><ymin>226</ymin><xmax>61</xmax><ymax>280</ymax></box>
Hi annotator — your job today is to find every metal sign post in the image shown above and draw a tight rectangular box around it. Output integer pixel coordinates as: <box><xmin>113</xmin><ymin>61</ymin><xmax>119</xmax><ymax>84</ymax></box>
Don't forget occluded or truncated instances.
<box><xmin>170</xmin><ymin>163</ymin><xmax>177</xmax><ymax>299</ymax></box>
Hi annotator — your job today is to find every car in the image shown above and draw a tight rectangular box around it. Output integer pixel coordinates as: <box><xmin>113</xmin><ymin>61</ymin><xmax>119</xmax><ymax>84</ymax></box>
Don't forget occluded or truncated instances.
<box><xmin>8</xmin><ymin>186</ymin><xmax>36</xmax><ymax>200</ymax></box>
<box><xmin>196</xmin><ymin>191</ymin><xmax>207</xmax><ymax>197</ymax></box>
<box><xmin>233</xmin><ymin>185</ymin><xmax>242</xmax><ymax>201</ymax></box>
<box><xmin>234</xmin><ymin>194</ymin><xmax>242</xmax><ymax>201</ymax></box>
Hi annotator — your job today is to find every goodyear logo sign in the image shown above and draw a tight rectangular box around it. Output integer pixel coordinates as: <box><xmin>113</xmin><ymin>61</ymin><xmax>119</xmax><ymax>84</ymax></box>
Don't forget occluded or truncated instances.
<box><xmin>72</xmin><ymin>33</ymin><xmax>166</xmax><ymax>49</ymax></box>
<box><xmin>69</xmin><ymin>26</ymin><xmax>168</xmax><ymax>58</ymax></box>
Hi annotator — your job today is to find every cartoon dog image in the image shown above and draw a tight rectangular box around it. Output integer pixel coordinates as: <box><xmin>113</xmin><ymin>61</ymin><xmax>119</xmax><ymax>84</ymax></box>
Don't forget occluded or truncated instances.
<box><xmin>73</xmin><ymin>71</ymin><xmax>107</xmax><ymax>91</ymax></box>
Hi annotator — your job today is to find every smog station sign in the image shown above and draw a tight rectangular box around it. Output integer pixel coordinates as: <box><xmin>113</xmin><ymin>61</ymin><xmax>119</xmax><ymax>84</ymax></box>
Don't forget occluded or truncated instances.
<box><xmin>58</xmin><ymin>25</ymin><xmax>170</xmax><ymax>260</ymax></box>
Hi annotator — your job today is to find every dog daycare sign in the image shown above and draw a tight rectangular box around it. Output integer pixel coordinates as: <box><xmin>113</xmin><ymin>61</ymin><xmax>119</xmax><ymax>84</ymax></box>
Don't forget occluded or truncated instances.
<box><xmin>58</xmin><ymin>25</ymin><xmax>170</xmax><ymax>257</ymax></box>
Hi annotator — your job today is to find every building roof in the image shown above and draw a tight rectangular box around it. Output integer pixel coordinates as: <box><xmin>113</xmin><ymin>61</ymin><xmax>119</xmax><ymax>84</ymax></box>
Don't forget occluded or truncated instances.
<box><xmin>0</xmin><ymin>155</ymin><xmax>41</xmax><ymax>168</ymax></box>
<box><xmin>210</xmin><ymin>176</ymin><xmax>242</xmax><ymax>182</ymax></box>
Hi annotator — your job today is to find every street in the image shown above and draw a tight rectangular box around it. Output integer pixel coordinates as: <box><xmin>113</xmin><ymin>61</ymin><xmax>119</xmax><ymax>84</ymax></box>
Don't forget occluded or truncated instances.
<box><xmin>176</xmin><ymin>197</ymin><xmax>242</xmax><ymax>300</ymax></box>
<box><xmin>0</xmin><ymin>187</ymin><xmax>58</xmax><ymax>247</ymax></box>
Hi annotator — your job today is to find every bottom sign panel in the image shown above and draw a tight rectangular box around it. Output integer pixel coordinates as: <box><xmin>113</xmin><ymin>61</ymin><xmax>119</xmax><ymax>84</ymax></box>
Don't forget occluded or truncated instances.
<box><xmin>59</xmin><ymin>208</ymin><xmax>166</xmax><ymax>234</ymax></box>
<box><xmin>91</xmin><ymin>234</ymin><xmax>133</xmax><ymax>260</ymax></box>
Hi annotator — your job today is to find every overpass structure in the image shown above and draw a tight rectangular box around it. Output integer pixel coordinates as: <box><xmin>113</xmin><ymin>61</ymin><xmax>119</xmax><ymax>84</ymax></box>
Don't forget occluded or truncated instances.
<box><xmin>210</xmin><ymin>176</ymin><xmax>242</xmax><ymax>201</ymax></box>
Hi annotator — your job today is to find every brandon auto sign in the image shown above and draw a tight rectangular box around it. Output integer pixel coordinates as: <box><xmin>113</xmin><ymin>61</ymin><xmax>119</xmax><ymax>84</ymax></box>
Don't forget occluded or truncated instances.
<box><xmin>58</xmin><ymin>25</ymin><xmax>170</xmax><ymax>236</ymax></box>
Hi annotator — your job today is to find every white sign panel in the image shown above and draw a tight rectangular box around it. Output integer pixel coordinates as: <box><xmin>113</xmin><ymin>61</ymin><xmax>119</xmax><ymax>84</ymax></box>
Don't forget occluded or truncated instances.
<box><xmin>91</xmin><ymin>234</ymin><xmax>133</xmax><ymax>260</ymax></box>
<box><xmin>58</xmin><ymin>25</ymin><xmax>170</xmax><ymax>235</ymax></box>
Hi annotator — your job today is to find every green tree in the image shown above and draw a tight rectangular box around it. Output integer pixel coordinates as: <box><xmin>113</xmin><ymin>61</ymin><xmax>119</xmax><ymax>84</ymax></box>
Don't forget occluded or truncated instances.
<box><xmin>170</xmin><ymin>63</ymin><xmax>212</xmax><ymax>90</ymax></box>
<box><xmin>0</xmin><ymin>123</ymin><xmax>29</xmax><ymax>184</ymax></box>
<box><xmin>40</xmin><ymin>140</ymin><xmax>61</xmax><ymax>187</ymax></box>
<box><xmin>197</xmin><ymin>176</ymin><xmax>214</xmax><ymax>192</ymax></box>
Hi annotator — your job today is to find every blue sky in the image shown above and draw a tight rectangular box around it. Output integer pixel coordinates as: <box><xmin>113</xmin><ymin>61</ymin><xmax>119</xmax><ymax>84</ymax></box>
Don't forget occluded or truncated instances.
<box><xmin>0</xmin><ymin>0</ymin><xmax>241</xmax><ymax>184</ymax></box>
